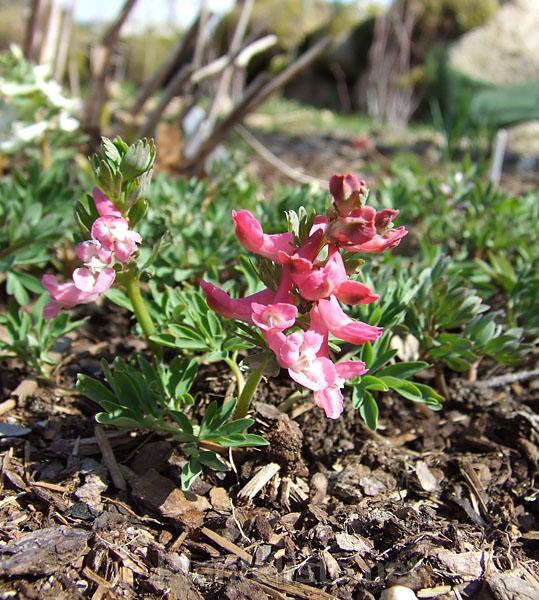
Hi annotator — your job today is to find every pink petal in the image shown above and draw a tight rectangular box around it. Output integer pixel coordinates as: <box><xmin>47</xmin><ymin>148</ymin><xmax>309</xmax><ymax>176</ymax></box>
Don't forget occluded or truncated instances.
<box><xmin>127</xmin><ymin>230</ymin><xmax>142</xmax><ymax>244</ymax></box>
<box><xmin>329</xmin><ymin>173</ymin><xmax>367</xmax><ymax>217</ymax></box>
<box><xmin>43</xmin><ymin>301</ymin><xmax>61</xmax><ymax>320</ymax></box>
<box><xmin>291</xmin><ymin>251</ymin><xmax>346</xmax><ymax>301</ymax></box>
<box><xmin>327</xmin><ymin>206</ymin><xmax>377</xmax><ymax>246</ymax></box>
<box><xmin>114</xmin><ymin>240</ymin><xmax>136</xmax><ymax>262</ymax></box>
<box><xmin>289</xmin><ymin>356</ymin><xmax>336</xmax><ymax>392</ymax></box>
<box><xmin>41</xmin><ymin>273</ymin><xmax>99</xmax><ymax>316</ymax></box>
<box><xmin>314</xmin><ymin>386</ymin><xmax>344</xmax><ymax>419</ymax></box>
<box><xmin>72</xmin><ymin>267</ymin><xmax>96</xmax><ymax>292</ymax></box>
<box><xmin>93</xmin><ymin>187</ymin><xmax>121</xmax><ymax>217</ymax></box>
<box><xmin>41</xmin><ymin>274</ymin><xmax>60</xmax><ymax>295</ymax></box>
<box><xmin>265</xmin><ymin>330</ymin><xmax>303</xmax><ymax>368</ymax></box>
<box><xmin>232</xmin><ymin>209</ymin><xmax>294</xmax><ymax>263</ymax></box>
<box><xmin>313</xmin><ymin>296</ymin><xmax>382</xmax><ymax>344</ymax></box>
<box><xmin>274</xmin><ymin>267</ymin><xmax>295</xmax><ymax>303</ymax></box>
<box><xmin>232</xmin><ymin>209</ymin><xmax>264</xmax><ymax>250</ymax></box>
<box><xmin>91</xmin><ymin>217</ymin><xmax>116</xmax><ymax>249</ymax></box>
<box><xmin>335</xmin><ymin>360</ymin><xmax>367</xmax><ymax>379</ymax></box>
<box><xmin>93</xmin><ymin>268</ymin><xmax>116</xmax><ymax>293</ymax></box>
<box><xmin>333</xmin><ymin>279</ymin><xmax>379</xmax><ymax>305</ymax></box>
<box><xmin>76</xmin><ymin>240</ymin><xmax>112</xmax><ymax>264</ymax></box>
<box><xmin>91</xmin><ymin>216</ymin><xmax>141</xmax><ymax>261</ymax></box>
<box><xmin>302</xmin><ymin>329</ymin><xmax>325</xmax><ymax>354</ymax></box>
<box><xmin>309</xmin><ymin>215</ymin><xmax>328</xmax><ymax>237</ymax></box>
<box><xmin>374</xmin><ymin>208</ymin><xmax>399</xmax><ymax>230</ymax></box>
<box><xmin>200</xmin><ymin>281</ymin><xmax>274</xmax><ymax>323</ymax></box>
<box><xmin>347</xmin><ymin>226</ymin><xmax>408</xmax><ymax>253</ymax></box>
<box><xmin>251</xmin><ymin>302</ymin><xmax>297</xmax><ymax>332</ymax></box>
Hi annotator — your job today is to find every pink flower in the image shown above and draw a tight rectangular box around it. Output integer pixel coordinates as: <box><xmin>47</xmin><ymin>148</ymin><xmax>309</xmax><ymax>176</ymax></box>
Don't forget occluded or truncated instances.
<box><xmin>93</xmin><ymin>187</ymin><xmax>121</xmax><ymax>217</ymax></box>
<box><xmin>329</xmin><ymin>174</ymin><xmax>368</xmax><ymax>216</ymax></box>
<box><xmin>41</xmin><ymin>271</ymin><xmax>114</xmax><ymax>319</ymax></box>
<box><xmin>42</xmin><ymin>231</ymin><xmax>117</xmax><ymax>319</ymax></box>
<box><xmin>314</xmin><ymin>360</ymin><xmax>367</xmax><ymax>419</ymax></box>
<box><xmin>311</xmin><ymin>295</ymin><xmax>382</xmax><ymax>345</ymax></box>
<box><xmin>266</xmin><ymin>327</ymin><xmax>368</xmax><ymax>418</ymax></box>
<box><xmin>347</xmin><ymin>226</ymin><xmax>408</xmax><ymax>253</ymax></box>
<box><xmin>284</xmin><ymin>250</ymin><xmax>344</xmax><ymax>301</ymax></box>
<box><xmin>282</xmin><ymin>249</ymin><xmax>378</xmax><ymax>304</ymax></box>
<box><xmin>232</xmin><ymin>209</ymin><xmax>294</xmax><ymax>263</ymax></box>
<box><xmin>265</xmin><ymin>329</ymin><xmax>336</xmax><ymax>392</ymax></box>
<box><xmin>251</xmin><ymin>302</ymin><xmax>297</xmax><ymax>332</ymax></box>
<box><xmin>91</xmin><ymin>216</ymin><xmax>142</xmax><ymax>262</ymax></box>
<box><xmin>200</xmin><ymin>281</ymin><xmax>275</xmax><ymax>323</ymax></box>
<box><xmin>326</xmin><ymin>206</ymin><xmax>377</xmax><ymax>246</ymax></box>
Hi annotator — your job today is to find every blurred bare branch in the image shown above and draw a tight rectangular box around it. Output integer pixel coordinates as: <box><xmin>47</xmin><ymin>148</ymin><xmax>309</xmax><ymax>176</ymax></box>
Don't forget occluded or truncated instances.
<box><xmin>24</xmin><ymin>0</ymin><xmax>42</xmax><ymax>61</ymax></box>
<box><xmin>366</xmin><ymin>0</ymin><xmax>421</xmax><ymax>128</ymax></box>
<box><xmin>83</xmin><ymin>0</ymin><xmax>138</xmax><ymax>140</ymax></box>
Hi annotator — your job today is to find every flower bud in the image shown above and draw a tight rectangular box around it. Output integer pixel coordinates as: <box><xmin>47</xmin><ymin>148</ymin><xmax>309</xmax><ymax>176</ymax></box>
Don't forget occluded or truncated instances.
<box><xmin>329</xmin><ymin>174</ymin><xmax>368</xmax><ymax>216</ymax></box>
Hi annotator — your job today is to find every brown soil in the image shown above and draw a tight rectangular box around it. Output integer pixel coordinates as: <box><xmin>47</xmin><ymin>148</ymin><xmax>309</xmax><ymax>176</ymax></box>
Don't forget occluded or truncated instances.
<box><xmin>0</xmin><ymin>298</ymin><xmax>538</xmax><ymax>600</ymax></box>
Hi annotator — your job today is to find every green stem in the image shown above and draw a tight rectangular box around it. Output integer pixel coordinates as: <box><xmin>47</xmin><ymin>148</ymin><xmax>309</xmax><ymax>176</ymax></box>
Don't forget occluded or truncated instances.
<box><xmin>224</xmin><ymin>355</ymin><xmax>245</xmax><ymax>397</ymax></box>
<box><xmin>124</xmin><ymin>270</ymin><xmax>160</xmax><ymax>356</ymax></box>
<box><xmin>233</xmin><ymin>364</ymin><xmax>265</xmax><ymax>420</ymax></box>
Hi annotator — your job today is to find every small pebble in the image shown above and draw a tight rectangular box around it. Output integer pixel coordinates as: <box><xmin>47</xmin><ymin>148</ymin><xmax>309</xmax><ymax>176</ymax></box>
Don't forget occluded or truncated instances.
<box><xmin>380</xmin><ymin>585</ymin><xmax>418</xmax><ymax>600</ymax></box>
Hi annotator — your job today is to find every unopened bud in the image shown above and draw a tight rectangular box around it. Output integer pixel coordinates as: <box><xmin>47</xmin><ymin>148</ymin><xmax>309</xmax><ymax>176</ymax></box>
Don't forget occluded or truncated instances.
<box><xmin>329</xmin><ymin>173</ymin><xmax>368</xmax><ymax>216</ymax></box>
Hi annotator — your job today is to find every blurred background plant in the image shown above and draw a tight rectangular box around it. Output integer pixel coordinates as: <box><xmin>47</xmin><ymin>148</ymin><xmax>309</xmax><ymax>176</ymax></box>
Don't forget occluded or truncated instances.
<box><xmin>0</xmin><ymin>45</ymin><xmax>83</xmax><ymax>164</ymax></box>
<box><xmin>2</xmin><ymin>0</ymin><xmax>537</xmax><ymax>175</ymax></box>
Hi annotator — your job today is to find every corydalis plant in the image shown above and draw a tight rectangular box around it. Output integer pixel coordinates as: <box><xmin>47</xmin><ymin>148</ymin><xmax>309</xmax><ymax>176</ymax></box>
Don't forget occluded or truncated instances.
<box><xmin>41</xmin><ymin>137</ymin><xmax>157</xmax><ymax>348</ymax></box>
<box><xmin>202</xmin><ymin>174</ymin><xmax>408</xmax><ymax>419</ymax></box>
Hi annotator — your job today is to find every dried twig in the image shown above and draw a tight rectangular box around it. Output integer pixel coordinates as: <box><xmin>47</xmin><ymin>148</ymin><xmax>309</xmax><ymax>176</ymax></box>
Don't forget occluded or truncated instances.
<box><xmin>24</xmin><ymin>0</ymin><xmax>42</xmax><ymax>61</ymax></box>
<box><xmin>235</xmin><ymin>125</ymin><xmax>325</xmax><ymax>186</ymax></box>
<box><xmin>94</xmin><ymin>424</ymin><xmax>127</xmax><ymax>491</ymax></box>
<box><xmin>53</xmin><ymin>2</ymin><xmax>75</xmax><ymax>82</ymax></box>
<box><xmin>238</xmin><ymin>462</ymin><xmax>280</xmax><ymax>500</ymax></box>
<box><xmin>137</xmin><ymin>36</ymin><xmax>275</xmax><ymax>139</ymax></box>
<box><xmin>205</xmin><ymin>0</ymin><xmax>254</xmax><ymax>129</ymax></box>
<box><xmin>0</xmin><ymin>399</ymin><xmax>16</xmax><ymax>416</ymax></box>
<box><xmin>181</xmin><ymin>37</ymin><xmax>330</xmax><ymax>171</ymax></box>
<box><xmin>83</xmin><ymin>0</ymin><xmax>138</xmax><ymax>138</ymax></box>
<box><xmin>38</xmin><ymin>0</ymin><xmax>62</xmax><ymax>67</ymax></box>
<box><xmin>200</xmin><ymin>526</ymin><xmax>252</xmax><ymax>563</ymax></box>
<box><xmin>472</xmin><ymin>368</ymin><xmax>539</xmax><ymax>389</ymax></box>
<box><xmin>365</xmin><ymin>0</ymin><xmax>420</xmax><ymax>127</ymax></box>
<box><xmin>130</xmin><ymin>14</ymin><xmax>202</xmax><ymax>117</ymax></box>
<box><xmin>459</xmin><ymin>461</ymin><xmax>491</xmax><ymax>521</ymax></box>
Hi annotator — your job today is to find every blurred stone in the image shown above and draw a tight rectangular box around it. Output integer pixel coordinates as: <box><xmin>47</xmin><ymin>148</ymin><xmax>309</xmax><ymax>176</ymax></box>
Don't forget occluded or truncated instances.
<box><xmin>450</xmin><ymin>0</ymin><xmax>539</xmax><ymax>85</ymax></box>
<box><xmin>0</xmin><ymin>423</ymin><xmax>31</xmax><ymax>438</ymax></box>
<box><xmin>415</xmin><ymin>461</ymin><xmax>441</xmax><ymax>492</ymax></box>
<box><xmin>380</xmin><ymin>586</ymin><xmax>418</xmax><ymax>600</ymax></box>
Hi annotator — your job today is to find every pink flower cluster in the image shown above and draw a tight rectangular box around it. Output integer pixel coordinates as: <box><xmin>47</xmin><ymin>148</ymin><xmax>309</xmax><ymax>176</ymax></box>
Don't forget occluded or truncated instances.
<box><xmin>42</xmin><ymin>188</ymin><xmax>141</xmax><ymax>319</ymax></box>
<box><xmin>202</xmin><ymin>174</ymin><xmax>407</xmax><ymax>419</ymax></box>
